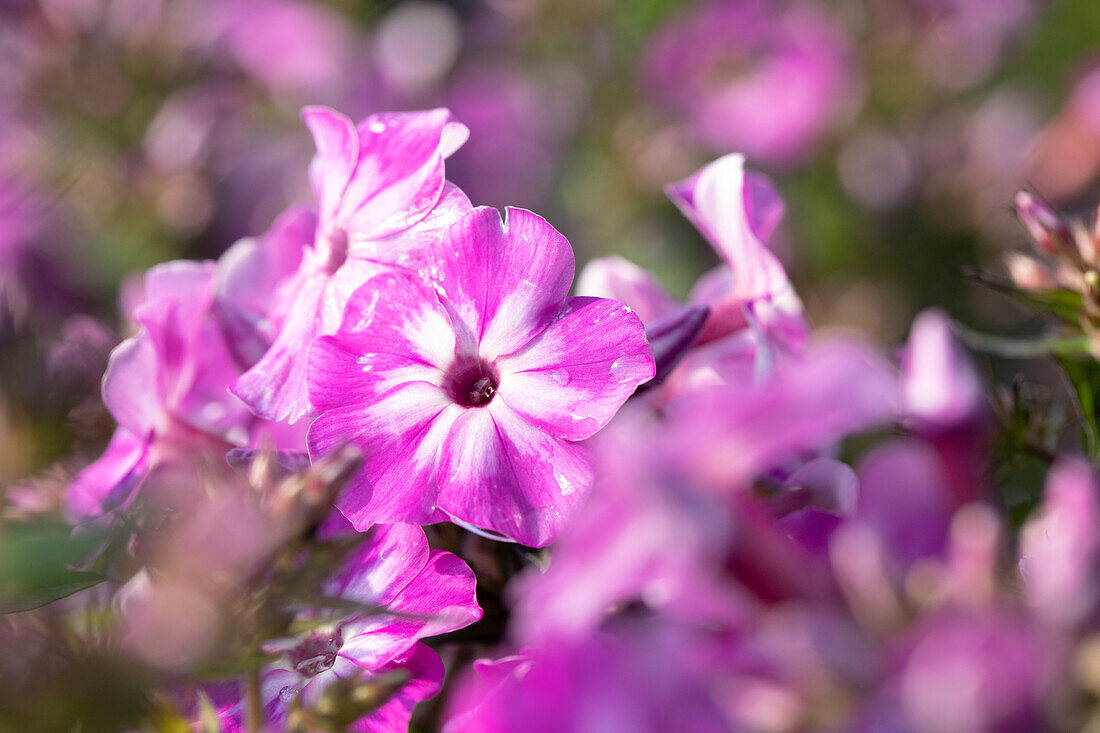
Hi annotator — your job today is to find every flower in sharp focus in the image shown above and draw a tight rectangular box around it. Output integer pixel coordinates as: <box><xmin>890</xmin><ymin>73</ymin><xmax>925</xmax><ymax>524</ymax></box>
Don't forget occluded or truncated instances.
<box><xmin>232</xmin><ymin>106</ymin><xmax>472</xmax><ymax>424</ymax></box>
<box><xmin>307</xmin><ymin>206</ymin><xmax>655</xmax><ymax>546</ymax></box>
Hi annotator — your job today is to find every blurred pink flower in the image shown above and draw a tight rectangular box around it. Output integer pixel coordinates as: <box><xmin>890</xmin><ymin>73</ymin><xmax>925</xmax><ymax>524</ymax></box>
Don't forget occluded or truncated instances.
<box><xmin>1020</xmin><ymin>457</ymin><xmax>1100</xmax><ymax>628</ymax></box>
<box><xmin>578</xmin><ymin>154</ymin><xmax>806</xmax><ymax>393</ymax></box>
<box><xmin>644</xmin><ymin>0</ymin><xmax>858</xmax><ymax>165</ymax></box>
<box><xmin>444</xmin><ymin>622</ymin><xmax>729</xmax><ymax>733</ymax></box>
<box><xmin>901</xmin><ymin>309</ymin><xmax>984</xmax><ymax>429</ymax></box>
<box><xmin>204</xmin><ymin>0</ymin><xmax>357</xmax><ymax>102</ymax></box>
<box><xmin>66</xmin><ymin>261</ymin><xmax>252</xmax><ymax>520</ymax></box>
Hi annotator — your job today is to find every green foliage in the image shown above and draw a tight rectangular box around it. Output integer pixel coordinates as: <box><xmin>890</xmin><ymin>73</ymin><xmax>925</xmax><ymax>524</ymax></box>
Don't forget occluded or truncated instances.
<box><xmin>0</xmin><ymin>520</ymin><xmax>108</xmax><ymax>614</ymax></box>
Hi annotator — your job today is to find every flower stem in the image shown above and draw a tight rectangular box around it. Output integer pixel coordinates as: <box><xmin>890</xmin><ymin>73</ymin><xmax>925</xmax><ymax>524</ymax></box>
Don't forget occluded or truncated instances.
<box><xmin>246</xmin><ymin>667</ymin><xmax>263</xmax><ymax>733</ymax></box>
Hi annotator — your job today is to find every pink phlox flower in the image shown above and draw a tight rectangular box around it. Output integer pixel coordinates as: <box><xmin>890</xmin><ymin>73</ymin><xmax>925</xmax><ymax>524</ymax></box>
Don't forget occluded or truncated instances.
<box><xmin>67</xmin><ymin>261</ymin><xmax>254</xmax><ymax>520</ymax></box>
<box><xmin>307</xmin><ymin>206</ymin><xmax>655</xmax><ymax>546</ymax></box>
<box><xmin>232</xmin><ymin>105</ymin><xmax>472</xmax><ymax>424</ymax></box>
<box><xmin>443</xmin><ymin>621</ymin><xmax>729</xmax><ymax>733</ymax></box>
<box><xmin>643</xmin><ymin>0</ymin><xmax>858</xmax><ymax>165</ymax></box>
<box><xmin>666</xmin><ymin>153</ymin><xmax>806</xmax><ymax>349</ymax></box>
<box><xmin>508</xmin><ymin>404</ymin><xmax>749</xmax><ymax>646</ymax></box>
<box><xmin>900</xmin><ymin>308</ymin><xmax>985</xmax><ymax>430</ymax></box>
<box><xmin>578</xmin><ymin>154</ymin><xmax>806</xmax><ymax>395</ymax></box>
<box><xmin>665</xmin><ymin>338</ymin><xmax>898</xmax><ymax>489</ymax></box>
<box><xmin>252</xmin><ymin>523</ymin><xmax>481</xmax><ymax>730</ymax></box>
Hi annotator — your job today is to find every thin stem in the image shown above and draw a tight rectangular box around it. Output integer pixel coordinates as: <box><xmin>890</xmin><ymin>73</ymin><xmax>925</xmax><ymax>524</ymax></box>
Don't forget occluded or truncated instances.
<box><xmin>246</xmin><ymin>666</ymin><xmax>263</xmax><ymax>733</ymax></box>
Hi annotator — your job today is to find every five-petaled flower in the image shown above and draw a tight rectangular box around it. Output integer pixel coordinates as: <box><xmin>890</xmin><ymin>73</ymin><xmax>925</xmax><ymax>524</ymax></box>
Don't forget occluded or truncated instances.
<box><xmin>307</xmin><ymin>206</ymin><xmax>655</xmax><ymax>546</ymax></box>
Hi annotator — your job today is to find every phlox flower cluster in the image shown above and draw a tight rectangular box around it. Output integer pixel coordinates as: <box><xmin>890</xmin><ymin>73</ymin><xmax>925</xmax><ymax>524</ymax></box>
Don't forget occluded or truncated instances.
<box><xmin>56</xmin><ymin>102</ymin><xmax>662</xmax><ymax>730</ymax></box>
<box><xmin>12</xmin><ymin>95</ymin><xmax>1100</xmax><ymax>733</ymax></box>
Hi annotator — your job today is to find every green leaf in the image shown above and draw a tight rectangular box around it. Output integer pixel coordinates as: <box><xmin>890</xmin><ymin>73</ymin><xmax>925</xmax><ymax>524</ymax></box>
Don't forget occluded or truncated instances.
<box><xmin>1058</xmin><ymin>357</ymin><xmax>1100</xmax><ymax>461</ymax></box>
<box><xmin>0</xmin><ymin>570</ymin><xmax>109</xmax><ymax>614</ymax></box>
<box><xmin>0</xmin><ymin>520</ymin><xmax>110</xmax><ymax>614</ymax></box>
<box><xmin>964</xmin><ymin>268</ymin><xmax>1085</xmax><ymax>325</ymax></box>
<box><xmin>952</xmin><ymin>325</ymin><xmax>1092</xmax><ymax>358</ymax></box>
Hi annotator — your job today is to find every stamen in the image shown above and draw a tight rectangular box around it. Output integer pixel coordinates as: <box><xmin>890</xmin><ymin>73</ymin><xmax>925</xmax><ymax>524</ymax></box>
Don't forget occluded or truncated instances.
<box><xmin>446</xmin><ymin>359</ymin><xmax>500</xmax><ymax>407</ymax></box>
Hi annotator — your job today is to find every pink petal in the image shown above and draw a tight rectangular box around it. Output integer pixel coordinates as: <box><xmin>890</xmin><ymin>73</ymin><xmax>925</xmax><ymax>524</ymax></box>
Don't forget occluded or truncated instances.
<box><xmin>337</xmin><ymin>546</ymin><xmax>481</xmax><ymax>668</ymax></box>
<box><xmin>668</xmin><ymin>337</ymin><xmax>899</xmax><ymax>487</ymax></box>
<box><xmin>66</xmin><ymin>428</ymin><xmax>150</xmax><ymax>521</ymax></box>
<box><xmin>214</xmin><ymin>208</ymin><xmax>312</xmax><ymax>372</ymax></box>
<box><xmin>425</xmin><ymin>207</ymin><xmax>574</xmax><ymax>361</ymax></box>
<box><xmin>574</xmin><ymin>255</ymin><xmax>680</xmax><ymax>325</ymax></box>
<box><xmin>385</xmin><ymin>548</ymin><xmax>482</xmax><ymax>635</ymax></box>
<box><xmin>496</xmin><ymin>297</ymin><xmax>654</xmax><ymax>441</ymax></box>
<box><xmin>1020</xmin><ymin>457</ymin><xmax>1100</xmax><ymax>626</ymax></box>
<box><xmin>308</xmin><ymin>383</ymin><xmax>461</xmax><ymax>529</ymax></box>
<box><xmin>436</xmin><ymin>402</ymin><xmax>593</xmax><ymax>547</ymax></box>
<box><xmin>307</xmin><ymin>272</ymin><xmax>455</xmax><ymax>414</ymax></box>
<box><xmin>216</xmin><ymin>206</ymin><xmax>312</xmax><ymax>317</ymax></box>
<box><xmin>901</xmin><ymin>308</ymin><xmax>984</xmax><ymax>428</ymax></box>
<box><xmin>134</xmin><ymin>260</ymin><xmax>217</xmax><ymax>322</ymax></box>
<box><xmin>668</xmin><ymin>154</ymin><xmax>792</xmax><ymax>303</ymax></box>
<box><xmin>215</xmin><ymin>207</ymin><xmax>313</xmax><ymax>369</ymax></box>
<box><xmin>349</xmin><ymin>182</ymin><xmax>473</xmax><ymax>269</ymax></box>
<box><xmin>325</xmin><ymin>523</ymin><xmax>431</xmax><ymax>608</ymax></box>
<box><xmin>303</xmin><ymin>106</ymin><xmax>359</xmax><ymax>227</ymax></box>
<box><xmin>348</xmin><ymin>644</ymin><xmax>445</xmax><ymax>733</ymax></box>
<box><xmin>232</xmin><ymin>273</ymin><xmax>327</xmax><ymax>423</ymax></box>
<box><xmin>743</xmin><ymin>168</ymin><xmax>786</xmax><ymax>243</ymax></box>
<box><xmin>102</xmin><ymin>334</ymin><xmax>164</xmax><ymax>438</ymax></box>
<box><xmin>341</xmin><ymin>109</ymin><xmax>467</xmax><ymax>241</ymax></box>
<box><xmin>318</xmin><ymin>258</ymin><xmax>389</xmax><ymax>334</ymax></box>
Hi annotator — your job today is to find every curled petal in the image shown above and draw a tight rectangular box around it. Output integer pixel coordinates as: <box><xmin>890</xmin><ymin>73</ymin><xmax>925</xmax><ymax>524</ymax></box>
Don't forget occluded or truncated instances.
<box><xmin>66</xmin><ymin>429</ymin><xmax>151</xmax><ymax>521</ymax></box>
<box><xmin>668</xmin><ymin>154</ymin><xmax>791</xmax><ymax>304</ymax></box>
<box><xmin>306</xmin><ymin>105</ymin><xmax>468</xmax><ymax>242</ymax></box>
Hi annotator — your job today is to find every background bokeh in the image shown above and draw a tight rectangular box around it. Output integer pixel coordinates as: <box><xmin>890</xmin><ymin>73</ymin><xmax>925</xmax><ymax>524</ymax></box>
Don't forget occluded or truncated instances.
<box><xmin>2</xmin><ymin>0</ymin><xmax>1100</xmax><ymax>487</ymax></box>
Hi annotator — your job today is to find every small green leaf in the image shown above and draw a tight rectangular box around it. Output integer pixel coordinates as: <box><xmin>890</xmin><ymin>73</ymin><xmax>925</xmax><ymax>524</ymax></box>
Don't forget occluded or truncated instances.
<box><xmin>0</xmin><ymin>569</ymin><xmax>109</xmax><ymax>614</ymax></box>
<box><xmin>1058</xmin><ymin>356</ymin><xmax>1100</xmax><ymax>460</ymax></box>
<box><xmin>965</xmin><ymin>268</ymin><xmax>1086</xmax><ymax>324</ymax></box>
<box><xmin>952</xmin><ymin>324</ymin><xmax>1092</xmax><ymax>358</ymax></box>
<box><xmin>0</xmin><ymin>520</ymin><xmax>110</xmax><ymax>614</ymax></box>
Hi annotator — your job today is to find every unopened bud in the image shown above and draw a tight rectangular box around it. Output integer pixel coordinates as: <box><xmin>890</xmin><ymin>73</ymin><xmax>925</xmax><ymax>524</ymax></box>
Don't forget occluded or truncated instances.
<box><xmin>638</xmin><ymin>304</ymin><xmax>710</xmax><ymax>392</ymax></box>
<box><xmin>1005</xmin><ymin>253</ymin><xmax>1053</xmax><ymax>292</ymax></box>
<box><xmin>1075</xmin><ymin>220</ymin><xmax>1098</xmax><ymax>262</ymax></box>
<box><xmin>1086</xmin><ymin>270</ymin><xmax>1100</xmax><ymax>297</ymax></box>
<box><xmin>1016</xmin><ymin>191</ymin><xmax>1071</xmax><ymax>255</ymax></box>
